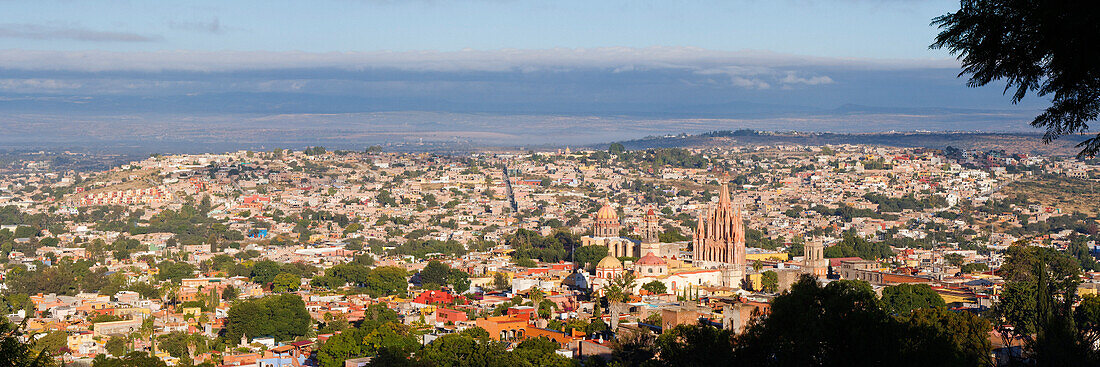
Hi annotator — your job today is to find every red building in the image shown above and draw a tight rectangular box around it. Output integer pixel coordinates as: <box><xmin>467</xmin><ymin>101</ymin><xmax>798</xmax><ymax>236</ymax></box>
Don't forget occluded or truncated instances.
<box><xmin>412</xmin><ymin>290</ymin><xmax>465</xmax><ymax>305</ymax></box>
<box><xmin>436</xmin><ymin>308</ymin><xmax>468</xmax><ymax>323</ymax></box>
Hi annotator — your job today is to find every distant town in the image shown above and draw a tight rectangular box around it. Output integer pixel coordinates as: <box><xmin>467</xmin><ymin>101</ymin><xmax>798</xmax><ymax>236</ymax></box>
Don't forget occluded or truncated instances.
<box><xmin>2</xmin><ymin>141</ymin><xmax>1099</xmax><ymax>366</ymax></box>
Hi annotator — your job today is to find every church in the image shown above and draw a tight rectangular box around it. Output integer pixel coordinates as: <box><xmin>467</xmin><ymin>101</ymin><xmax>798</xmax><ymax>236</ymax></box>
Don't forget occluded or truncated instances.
<box><xmin>580</xmin><ymin>201</ymin><xmax>640</xmax><ymax>258</ymax></box>
<box><xmin>692</xmin><ymin>183</ymin><xmax>748</xmax><ymax>287</ymax></box>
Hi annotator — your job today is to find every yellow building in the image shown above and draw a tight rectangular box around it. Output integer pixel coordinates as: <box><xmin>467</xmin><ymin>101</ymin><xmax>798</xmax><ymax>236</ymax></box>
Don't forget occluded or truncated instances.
<box><xmin>182</xmin><ymin>307</ymin><xmax>202</xmax><ymax>318</ymax></box>
<box><xmin>746</xmin><ymin>252</ymin><xmax>789</xmax><ymax>262</ymax></box>
<box><xmin>66</xmin><ymin>331</ymin><xmax>96</xmax><ymax>355</ymax></box>
<box><xmin>746</xmin><ymin>272</ymin><xmax>763</xmax><ymax>291</ymax></box>
<box><xmin>470</xmin><ymin>276</ymin><xmax>495</xmax><ymax>290</ymax></box>
<box><xmin>1079</xmin><ymin>283</ymin><xmax>1100</xmax><ymax>297</ymax></box>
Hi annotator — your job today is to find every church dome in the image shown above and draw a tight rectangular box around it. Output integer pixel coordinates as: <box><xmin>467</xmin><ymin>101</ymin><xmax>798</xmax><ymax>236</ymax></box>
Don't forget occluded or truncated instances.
<box><xmin>596</xmin><ymin>255</ymin><xmax>623</xmax><ymax>269</ymax></box>
<box><xmin>595</xmin><ymin>202</ymin><xmax>618</xmax><ymax>221</ymax></box>
<box><xmin>636</xmin><ymin>252</ymin><xmax>666</xmax><ymax>266</ymax></box>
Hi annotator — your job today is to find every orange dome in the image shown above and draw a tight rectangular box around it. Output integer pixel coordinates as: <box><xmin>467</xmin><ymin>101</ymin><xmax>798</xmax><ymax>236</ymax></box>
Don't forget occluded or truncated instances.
<box><xmin>595</xmin><ymin>201</ymin><xmax>618</xmax><ymax>221</ymax></box>
<box><xmin>636</xmin><ymin>252</ymin><xmax>666</xmax><ymax>266</ymax></box>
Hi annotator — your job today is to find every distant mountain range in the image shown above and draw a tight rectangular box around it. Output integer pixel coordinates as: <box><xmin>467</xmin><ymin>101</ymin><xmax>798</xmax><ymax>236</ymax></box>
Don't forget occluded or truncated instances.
<box><xmin>609</xmin><ymin>130</ymin><xmax>1086</xmax><ymax>157</ymax></box>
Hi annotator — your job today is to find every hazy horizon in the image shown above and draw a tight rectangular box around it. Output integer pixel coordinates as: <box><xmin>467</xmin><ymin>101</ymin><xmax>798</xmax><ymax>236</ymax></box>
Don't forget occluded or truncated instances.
<box><xmin>0</xmin><ymin>1</ymin><xmax>1056</xmax><ymax>152</ymax></box>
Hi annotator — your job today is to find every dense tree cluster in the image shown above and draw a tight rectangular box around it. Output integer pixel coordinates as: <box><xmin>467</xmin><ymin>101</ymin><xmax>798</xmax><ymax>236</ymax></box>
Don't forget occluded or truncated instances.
<box><xmin>417</xmin><ymin>260</ymin><xmax>471</xmax><ymax>293</ymax></box>
<box><xmin>223</xmin><ymin>294</ymin><xmax>311</xmax><ymax>342</ymax></box>
<box><xmin>505</xmin><ymin>229</ymin><xmax>580</xmax><ymax>263</ymax></box>
<box><xmin>812</xmin><ymin>203</ymin><xmax>900</xmax><ymax>221</ymax></box>
<box><xmin>248</xmin><ymin>260</ymin><xmax>317</xmax><ymax>285</ymax></box>
<box><xmin>0</xmin><ymin>318</ymin><xmax>53</xmax><ymax>367</ymax></box>
<box><xmin>315</xmin><ymin>263</ymin><xmax>409</xmax><ymax>297</ymax></box>
<box><xmin>316</xmin><ymin>305</ymin><xmax>576</xmax><ymax>367</ymax></box>
<box><xmin>611</xmin><ymin>275</ymin><xmax>991</xmax><ymax>367</ymax></box>
<box><xmin>822</xmin><ymin>231</ymin><xmax>894</xmax><ymax>260</ymax></box>
<box><xmin>993</xmin><ymin>245</ymin><xmax>1100</xmax><ymax>364</ymax></box>
<box><xmin>862</xmin><ymin>193</ymin><xmax>946</xmax><ymax>213</ymax></box>
<box><xmin>574</xmin><ymin>245</ymin><xmax>608</xmax><ymax>271</ymax></box>
<box><xmin>388</xmin><ymin>240</ymin><xmax>467</xmax><ymax>259</ymax></box>
<box><xmin>4</xmin><ymin>259</ymin><xmax>140</xmax><ymax>296</ymax></box>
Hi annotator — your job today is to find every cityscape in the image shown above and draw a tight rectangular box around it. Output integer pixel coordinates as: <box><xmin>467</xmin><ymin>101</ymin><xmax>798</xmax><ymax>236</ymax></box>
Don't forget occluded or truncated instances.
<box><xmin>3</xmin><ymin>140</ymin><xmax>1099</xmax><ymax>366</ymax></box>
<box><xmin>2</xmin><ymin>1</ymin><xmax>1099</xmax><ymax>367</ymax></box>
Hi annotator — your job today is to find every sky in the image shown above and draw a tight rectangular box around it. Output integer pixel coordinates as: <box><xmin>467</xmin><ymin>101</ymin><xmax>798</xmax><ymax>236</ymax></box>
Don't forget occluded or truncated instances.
<box><xmin>3</xmin><ymin>0</ymin><xmax>958</xmax><ymax>58</ymax></box>
<box><xmin>0</xmin><ymin>0</ymin><xmax>1051</xmax><ymax>147</ymax></box>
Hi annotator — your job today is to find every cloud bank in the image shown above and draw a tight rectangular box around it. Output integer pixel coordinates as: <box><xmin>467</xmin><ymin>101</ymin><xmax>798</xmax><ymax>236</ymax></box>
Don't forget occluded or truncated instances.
<box><xmin>0</xmin><ymin>46</ymin><xmax>1038</xmax><ymax>122</ymax></box>
<box><xmin>0</xmin><ymin>24</ymin><xmax>160</xmax><ymax>42</ymax></box>
<box><xmin>0</xmin><ymin>47</ymin><xmax>958</xmax><ymax>73</ymax></box>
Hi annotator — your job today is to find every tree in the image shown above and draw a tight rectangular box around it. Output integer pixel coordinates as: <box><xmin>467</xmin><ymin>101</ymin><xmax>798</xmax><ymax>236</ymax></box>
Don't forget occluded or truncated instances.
<box><xmin>415</xmin><ymin>333</ymin><xmax>519</xmax><ymax>367</ymax></box>
<box><xmin>528</xmin><ymin>287</ymin><xmax>545</xmax><ymax>308</ymax></box>
<box><xmin>492</xmin><ymin>272</ymin><xmax>510</xmax><ymax>291</ymax></box>
<box><xmin>363</xmin><ymin>323</ymin><xmax>419</xmax><ymax>358</ymax></box>
<box><xmin>608</xmin><ymin>143</ymin><xmax>626</xmax><ymax>155</ymax></box>
<box><xmin>513</xmin><ymin>257</ymin><xmax>536</xmax><ymax>268</ymax></box>
<box><xmin>513</xmin><ymin>336</ymin><xmax>575</xmax><ymax>366</ymax></box>
<box><xmin>994</xmin><ymin>245</ymin><xmax>1092</xmax><ymax>364</ymax></box>
<box><xmin>895</xmin><ymin>308</ymin><xmax>992</xmax><ymax>367</ymax></box>
<box><xmin>0</xmin><ymin>318</ymin><xmax>53</xmax><ymax>367</ymax></box>
<box><xmin>92</xmin><ymin>352</ymin><xmax>168</xmax><ymax>367</ymax></box>
<box><xmin>821</xmin><ymin>231</ymin><xmax>892</xmax><ymax>260</ymax></box>
<box><xmin>734</xmin><ymin>276</ymin><xmax>900</xmax><ymax>365</ymax></box>
<box><xmin>343</xmin><ymin>223</ymin><xmax>363</xmax><ymax>234</ymax></box>
<box><xmin>656</xmin><ymin>324</ymin><xmax>737</xmax><ymax>366</ymax></box>
<box><xmin>944</xmin><ymin>253</ymin><xmax>965</xmax><ymax>267</ymax></box>
<box><xmin>960</xmin><ymin>262</ymin><xmax>989</xmax><ymax>274</ymax></box>
<box><xmin>610</xmin><ymin>329</ymin><xmax>657</xmax><ymax>367</ymax></box>
<box><xmin>419</xmin><ymin>261</ymin><xmax>451</xmax><ymax>287</ymax></box>
<box><xmin>105</xmin><ymin>336</ymin><xmax>127</xmax><ymax>356</ymax></box>
<box><xmin>641</xmin><ymin>280</ymin><xmax>667</xmax><ymax>295</ymax></box>
<box><xmin>250</xmin><ymin>260</ymin><xmax>282</xmax><ymax>284</ymax></box>
<box><xmin>224</xmin><ymin>294</ymin><xmax>310</xmax><ymax>343</ymax></box>
<box><xmin>156</xmin><ymin>332</ymin><xmax>192</xmax><ymax>359</ymax></box>
<box><xmin>450</xmin><ymin>269</ymin><xmax>471</xmax><ymax>294</ymax></box>
<box><xmin>155</xmin><ymin>261</ymin><xmax>195</xmax><ymax>283</ymax></box>
<box><xmin>221</xmin><ymin>285</ymin><xmax>239</xmax><ymax>301</ymax></box>
<box><xmin>1075</xmin><ymin>295</ymin><xmax>1100</xmax><ymax>353</ymax></box>
<box><xmin>574</xmin><ymin>245</ymin><xmax>608</xmax><ymax>271</ymax></box>
<box><xmin>605</xmin><ymin>271</ymin><xmax>637</xmax><ymax>302</ymax></box>
<box><xmin>362</xmin><ymin>266</ymin><xmax>409</xmax><ymax>297</ymax></box>
<box><xmin>310</xmin><ymin>275</ymin><xmax>345</xmax><ymax>290</ymax></box>
<box><xmin>319</xmin><ymin>312</ymin><xmax>350</xmax><ymax>335</ymax></box>
<box><xmin>880</xmin><ymin>283</ymin><xmax>946</xmax><ymax>315</ymax></box>
<box><xmin>328</xmin><ymin>263</ymin><xmax>372</xmax><ymax>287</ymax></box>
<box><xmin>271</xmin><ymin>272</ymin><xmax>300</xmax><ymax>293</ymax></box>
<box><xmin>932</xmin><ymin>0</ymin><xmax>1100</xmax><ymax>157</ymax></box>
<box><xmin>34</xmin><ymin>331</ymin><xmax>66</xmax><ymax>357</ymax></box>
<box><xmin>760</xmin><ymin>271</ymin><xmax>778</xmax><ymax>293</ymax></box>
<box><xmin>317</xmin><ymin>328</ymin><xmax>366</xmax><ymax>367</ymax></box>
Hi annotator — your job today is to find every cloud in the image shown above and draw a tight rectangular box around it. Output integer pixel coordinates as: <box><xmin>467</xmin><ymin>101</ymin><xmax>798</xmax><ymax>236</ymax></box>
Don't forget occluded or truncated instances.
<box><xmin>695</xmin><ymin>66</ymin><xmax>832</xmax><ymax>89</ymax></box>
<box><xmin>0</xmin><ymin>47</ymin><xmax>958</xmax><ymax>73</ymax></box>
<box><xmin>0</xmin><ymin>23</ymin><xmax>160</xmax><ymax>42</ymax></box>
<box><xmin>168</xmin><ymin>17</ymin><xmax>225</xmax><ymax>34</ymax></box>
<box><xmin>0</xmin><ymin>78</ymin><xmax>83</xmax><ymax>91</ymax></box>
<box><xmin>730</xmin><ymin>77</ymin><xmax>771</xmax><ymax>89</ymax></box>
<box><xmin>780</xmin><ymin>72</ymin><xmax>834</xmax><ymax>86</ymax></box>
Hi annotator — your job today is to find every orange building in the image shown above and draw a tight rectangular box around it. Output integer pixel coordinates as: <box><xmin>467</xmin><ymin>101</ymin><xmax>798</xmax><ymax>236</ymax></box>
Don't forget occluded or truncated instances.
<box><xmin>475</xmin><ymin>315</ymin><xmax>529</xmax><ymax>341</ymax></box>
<box><xmin>474</xmin><ymin>314</ymin><xmax>585</xmax><ymax>346</ymax></box>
